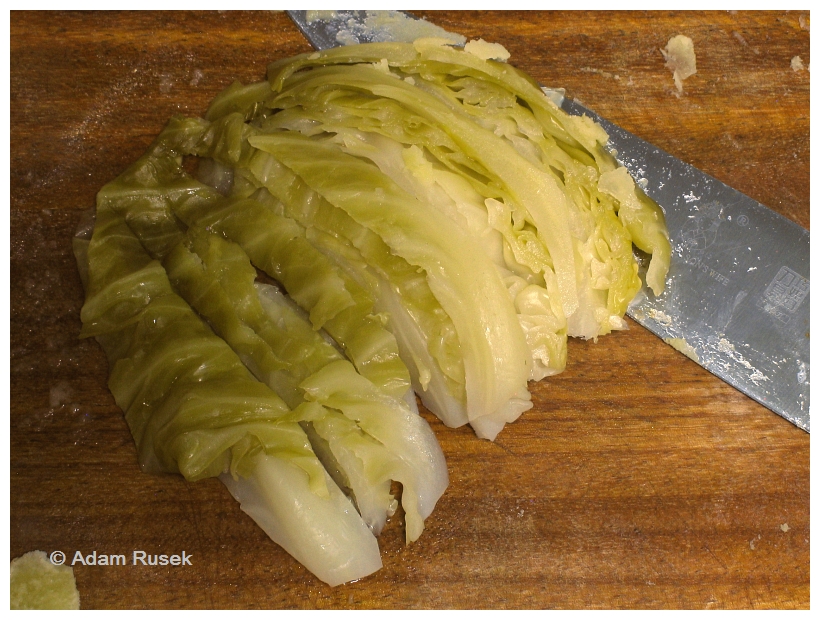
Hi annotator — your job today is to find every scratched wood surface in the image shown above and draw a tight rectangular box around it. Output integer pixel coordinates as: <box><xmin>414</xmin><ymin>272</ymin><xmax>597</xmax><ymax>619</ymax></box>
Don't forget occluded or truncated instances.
<box><xmin>9</xmin><ymin>10</ymin><xmax>809</xmax><ymax>609</ymax></box>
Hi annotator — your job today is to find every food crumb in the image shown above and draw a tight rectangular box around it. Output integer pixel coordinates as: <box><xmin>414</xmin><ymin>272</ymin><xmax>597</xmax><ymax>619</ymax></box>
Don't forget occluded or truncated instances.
<box><xmin>580</xmin><ymin>66</ymin><xmax>623</xmax><ymax>82</ymax></box>
<box><xmin>791</xmin><ymin>56</ymin><xmax>806</xmax><ymax>72</ymax></box>
<box><xmin>464</xmin><ymin>38</ymin><xmax>511</xmax><ymax>62</ymax></box>
<box><xmin>159</xmin><ymin>74</ymin><xmax>175</xmax><ymax>94</ymax></box>
<box><xmin>664</xmin><ymin>337</ymin><xmax>700</xmax><ymax>363</ymax></box>
<box><xmin>798</xmin><ymin>14</ymin><xmax>809</xmax><ymax>30</ymax></box>
<box><xmin>749</xmin><ymin>533</ymin><xmax>762</xmax><ymax>550</ymax></box>
<box><xmin>10</xmin><ymin>551</ymin><xmax>80</xmax><ymax>610</ymax></box>
<box><xmin>647</xmin><ymin>308</ymin><xmax>673</xmax><ymax>327</ymax></box>
<box><xmin>661</xmin><ymin>35</ymin><xmax>697</xmax><ymax>95</ymax></box>
<box><xmin>780</xmin><ymin>523</ymin><xmax>790</xmax><ymax>532</ymax></box>
<box><xmin>188</xmin><ymin>69</ymin><xmax>205</xmax><ymax>87</ymax></box>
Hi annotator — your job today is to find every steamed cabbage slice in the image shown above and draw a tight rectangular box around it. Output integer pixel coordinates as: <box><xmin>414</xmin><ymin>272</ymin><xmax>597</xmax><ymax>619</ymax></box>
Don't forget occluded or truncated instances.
<box><xmin>329</xmin><ymin>130</ymin><xmax>569</xmax><ymax>380</ymax></box>
<box><xmin>239</xmin><ymin>150</ymin><xmax>470</xmax><ymax>426</ymax></box>
<box><xmin>98</xmin><ymin>118</ymin><xmax>413</xmax><ymax>402</ymax></box>
<box><xmin>77</xmin><ymin>204</ymin><xmax>383</xmax><ymax>586</ymax></box>
<box><xmin>250</xmin><ymin>132</ymin><xmax>533</xmax><ymax>440</ymax></box>
<box><xmin>80</xmin><ymin>207</ymin><xmax>316</xmax><ymax>482</ymax></box>
<box><xmin>268</xmin><ymin>63</ymin><xmax>581</xmax><ymax>325</ymax></box>
<box><xmin>162</xmin><ymin>226</ymin><xmax>447</xmax><ymax>541</ymax></box>
<box><xmin>173</xmin><ymin>189</ymin><xmax>412</xmax><ymax>402</ymax></box>
<box><xmin>263</xmin><ymin>41</ymin><xmax>670</xmax><ymax>339</ymax></box>
<box><xmin>220</xmin><ymin>454</ymin><xmax>382</xmax><ymax>587</ymax></box>
<box><xmin>256</xmin><ymin>286</ymin><xmax>447</xmax><ymax>541</ymax></box>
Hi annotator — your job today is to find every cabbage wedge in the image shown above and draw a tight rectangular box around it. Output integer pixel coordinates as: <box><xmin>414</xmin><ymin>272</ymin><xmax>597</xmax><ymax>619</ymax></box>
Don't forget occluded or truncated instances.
<box><xmin>76</xmin><ymin>39</ymin><xmax>670</xmax><ymax>587</ymax></box>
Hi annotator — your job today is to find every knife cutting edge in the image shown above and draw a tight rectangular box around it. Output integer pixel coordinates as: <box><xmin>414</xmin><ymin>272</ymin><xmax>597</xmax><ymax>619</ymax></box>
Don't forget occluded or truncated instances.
<box><xmin>286</xmin><ymin>10</ymin><xmax>810</xmax><ymax>432</ymax></box>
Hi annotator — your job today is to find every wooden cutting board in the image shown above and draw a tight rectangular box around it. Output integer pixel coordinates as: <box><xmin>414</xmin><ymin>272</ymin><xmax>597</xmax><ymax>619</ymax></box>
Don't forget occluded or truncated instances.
<box><xmin>9</xmin><ymin>10</ymin><xmax>809</xmax><ymax>609</ymax></box>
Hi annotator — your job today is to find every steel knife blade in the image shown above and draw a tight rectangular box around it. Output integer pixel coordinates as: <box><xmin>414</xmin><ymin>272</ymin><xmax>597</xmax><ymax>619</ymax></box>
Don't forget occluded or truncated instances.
<box><xmin>286</xmin><ymin>10</ymin><xmax>810</xmax><ymax>432</ymax></box>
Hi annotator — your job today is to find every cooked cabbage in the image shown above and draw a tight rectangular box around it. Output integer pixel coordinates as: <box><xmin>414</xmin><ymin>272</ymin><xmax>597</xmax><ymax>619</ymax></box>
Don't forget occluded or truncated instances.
<box><xmin>75</xmin><ymin>39</ymin><xmax>669</xmax><ymax>586</ymax></box>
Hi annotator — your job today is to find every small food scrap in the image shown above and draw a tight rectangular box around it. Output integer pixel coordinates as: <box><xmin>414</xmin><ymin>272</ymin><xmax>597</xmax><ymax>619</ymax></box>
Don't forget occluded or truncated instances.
<box><xmin>798</xmin><ymin>14</ymin><xmax>809</xmax><ymax>31</ymax></box>
<box><xmin>464</xmin><ymin>38</ymin><xmax>511</xmax><ymax>62</ymax></box>
<box><xmin>780</xmin><ymin>523</ymin><xmax>790</xmax><ymax>532</ymax></box>
<box><xmin>10</xmin><ymin>551</ymin><xmax>80</xmax><ymax>610</ymax></box>
<box><xmin>661</xmin><ymin>35</ymin><xmax>697</xmax><ymax>95</ymax></box>
<box><xmin>791</xmin><ymin>56</ymin><xmax>806</xmax><ymax>72</ymax></box>
<box><xmin>189</xmin><ymin>68</ymin><xmax>205</xmax><ymax>87</ymax></box>
<box><xmin>580</xmin><ymin>66</ymin><xmax>622</xmax><ymax>81</ymax></box>
<box><xmin>663</xmin><ymin>337</ymin><xmax>700</xmax><ymax>363</ymax></box>
<box><xmin>647</xmin><ymin>308</ymin><xmax>673</xmax><ymax>327</ymax></box>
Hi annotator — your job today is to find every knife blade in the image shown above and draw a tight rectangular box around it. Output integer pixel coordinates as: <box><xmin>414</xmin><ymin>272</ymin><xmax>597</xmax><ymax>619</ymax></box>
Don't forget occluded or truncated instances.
<box><xmin>286</xmin><ymin>10</ymin><xmax>810</xmax><ymax>432</ymax></box>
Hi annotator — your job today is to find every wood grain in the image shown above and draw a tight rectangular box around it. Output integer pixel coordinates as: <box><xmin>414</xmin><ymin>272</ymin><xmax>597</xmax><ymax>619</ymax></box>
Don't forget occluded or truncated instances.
<box><xmin>9</xmin><ymin>10</ymin><xmax>809</xmax><ymax>609</ymax></box>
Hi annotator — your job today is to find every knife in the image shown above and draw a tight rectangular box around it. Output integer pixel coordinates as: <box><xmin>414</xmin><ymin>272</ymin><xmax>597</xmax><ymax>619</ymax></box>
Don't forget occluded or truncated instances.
<box><xmin>286</xmin><ymin>10</ymin><xmax>810</xmax><ymax>432</ymax></box>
